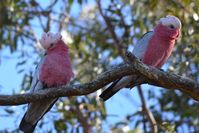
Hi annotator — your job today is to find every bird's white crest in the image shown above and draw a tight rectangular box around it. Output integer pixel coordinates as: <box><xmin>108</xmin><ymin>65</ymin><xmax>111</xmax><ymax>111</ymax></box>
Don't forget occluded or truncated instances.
<box><xmin>159</xmin><ymin>15</ymin><xmax>182</xmax><ymax>29</ymax></box>
<box><xmin>39</xmin><ymin>32</ymin><xmax>62</xmax><ymax>49</ymax></box>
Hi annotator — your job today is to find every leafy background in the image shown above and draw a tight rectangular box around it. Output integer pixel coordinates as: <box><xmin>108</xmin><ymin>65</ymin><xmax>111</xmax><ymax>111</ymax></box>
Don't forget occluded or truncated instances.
<box><xmin>0</xmin><ymin>0</ymin><xmax>198</xmax><ymax>132</ymax></box>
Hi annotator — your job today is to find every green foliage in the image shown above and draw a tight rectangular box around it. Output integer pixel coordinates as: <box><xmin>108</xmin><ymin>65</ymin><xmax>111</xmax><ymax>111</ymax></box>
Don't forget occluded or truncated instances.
<box><xmin>0</xmin><ymin>0</ymin><xmax>199</xmax><ymax>132</ymax></box>
<box><xmin>0</xmin><ymin>0</ymin><xmax>39</xmax><ymax>51</ymax></box>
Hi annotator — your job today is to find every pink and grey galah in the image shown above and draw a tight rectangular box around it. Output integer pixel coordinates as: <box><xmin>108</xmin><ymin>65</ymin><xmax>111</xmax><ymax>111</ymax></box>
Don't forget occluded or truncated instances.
<box><xmin>19</xmin><ymin>32</ymin><xmax>74</xmax><ymax>132</ymax></box>
<box><xmin>100</xmin><ymin>15</ymin><xmax>181</xmax><ymax>101</ymax></box>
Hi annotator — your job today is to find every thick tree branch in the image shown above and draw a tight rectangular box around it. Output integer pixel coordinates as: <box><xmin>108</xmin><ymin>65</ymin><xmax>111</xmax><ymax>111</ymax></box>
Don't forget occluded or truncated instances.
<box><xmin>0</xmin><ymin>52</ymin><xmax>199</xmax><ymax>106</ymax></box>
<box><xmin>125</xmin><ymin>52</ymin><xmax>199</xmax><ymax>100</ymax></box>
<box><xmin>0</xmin><ymin>64</ymin><xmax>135</xmax><ymax>106</ymax></box>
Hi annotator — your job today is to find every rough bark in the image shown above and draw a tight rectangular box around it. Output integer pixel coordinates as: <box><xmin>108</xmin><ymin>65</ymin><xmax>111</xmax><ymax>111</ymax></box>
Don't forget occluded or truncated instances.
<box><xmin>0</xmin><ymin>52</ymin><xmax>198</xmax><ymax>106</ymax></box>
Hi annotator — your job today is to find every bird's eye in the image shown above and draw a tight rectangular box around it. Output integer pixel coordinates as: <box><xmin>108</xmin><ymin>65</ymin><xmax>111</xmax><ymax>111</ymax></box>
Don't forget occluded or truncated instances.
<box><xmin>169</xmin><ymin>25</ymin><xmax>175</xmax><ymax>29</ymax></box>
<box><xmin>50</xmin><ymin>43</ymin><xmax>54</xmax><ymax>47</ymax></box>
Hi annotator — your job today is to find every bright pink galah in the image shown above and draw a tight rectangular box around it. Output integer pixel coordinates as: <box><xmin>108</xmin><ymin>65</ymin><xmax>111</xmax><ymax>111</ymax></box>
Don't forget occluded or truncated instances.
<box><xmin>100</xmin><ymin>15</ymin><xmax>181</xmax><ymax>101</ymax></box>
<box><xmin>39</xmin><ymin>39</ymin><xmax>74</xmax><ymax>87</ymax></box>
<box><xmin>19</xmin><ymin>32</ymin><xmax>74</xmax><ymax>133</ymax></box>
<box><xmin>142</xmin><ymin>23</ymin><xmax>180</xmax><ymax>68</ymax></box>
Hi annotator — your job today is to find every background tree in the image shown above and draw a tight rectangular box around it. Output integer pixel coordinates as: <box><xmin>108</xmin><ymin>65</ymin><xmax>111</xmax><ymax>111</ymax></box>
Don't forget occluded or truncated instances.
<box><xmin>0</xmin><ymin>0</ymin><xmax>198</xmax><ymax>132</ymax></box>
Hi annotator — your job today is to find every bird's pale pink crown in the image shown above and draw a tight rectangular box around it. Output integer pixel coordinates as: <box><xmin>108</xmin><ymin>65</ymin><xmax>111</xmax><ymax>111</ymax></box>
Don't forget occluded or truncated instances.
<box><xmin>39</xmin><ymin>32</ymin><xmax>69</xmax><ymax>54</ymax></box>
<box><xmin>40</xmin><ymin>32</ymin><xmax>62</xmax><ymax>49</ymax></box>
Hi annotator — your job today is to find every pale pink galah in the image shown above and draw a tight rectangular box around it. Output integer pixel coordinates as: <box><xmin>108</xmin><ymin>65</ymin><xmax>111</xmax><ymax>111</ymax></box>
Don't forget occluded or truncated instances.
<box><xmin>100</xmin><ymin>15</ymin><xmax>181</xmax><ymax>101</ymax></box>
<box><xmin>19</xmin><ymin>32</ymin><xmax>74</xmax><ymax>132</ymax></box>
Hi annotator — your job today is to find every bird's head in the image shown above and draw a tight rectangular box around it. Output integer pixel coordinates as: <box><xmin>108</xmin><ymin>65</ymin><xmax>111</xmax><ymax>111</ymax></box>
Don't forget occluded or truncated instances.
<box><xmin>39</xmin><ymin>32</ymin><xmax>62</xmax><ymax>50</ymax></box>
<box><xmin>156</xmin><ymin>15</ymin><xmax>181</xmax><ymax>39</ymax></box>
<box><xmin>159</xmin><ymin>15</ymin><xmax>181</xmax><ymax>30</ymax></box>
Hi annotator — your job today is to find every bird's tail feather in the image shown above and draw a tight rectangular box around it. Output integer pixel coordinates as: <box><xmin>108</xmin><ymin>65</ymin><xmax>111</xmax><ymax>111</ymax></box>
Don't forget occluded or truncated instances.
<box><xmin>99</xmin><ymin>78</ymin><xmax>122</xmax><ymax>101</ymax></box>
<box><xmin>100</xmin><ymin>76</ymin><xmax>137</xmax><ymax>101</ymax></box>
<box><xmin>19</xmin><ymin>114</ymin><xmax>37</xmax><ymax>133</ymax></box>
<box><xmin>19</xmin><ymin>98</ymin><xmax>58</xmax><ymax>133</ymax></box>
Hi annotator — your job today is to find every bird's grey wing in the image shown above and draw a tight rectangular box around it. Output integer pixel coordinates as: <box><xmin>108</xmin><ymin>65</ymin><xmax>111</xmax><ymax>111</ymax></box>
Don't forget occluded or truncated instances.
<box><xmin>99</xmin><ymin>31</ymin><xmax>154</xmax><ymax>101</ymax></box>
<box><xmin>132</xmin><ymin>31</ymin><xmax>154</xmax><ymax>59</ymax></box>
<box><xmin>19</xmin><ymin>53</ymin><xmax>58</xmax><ymax>133</ymax></box>
<box><xmin>29</xmin><ymin>54</ymin><xmax>45</xmax><ymax>93</ymax></box>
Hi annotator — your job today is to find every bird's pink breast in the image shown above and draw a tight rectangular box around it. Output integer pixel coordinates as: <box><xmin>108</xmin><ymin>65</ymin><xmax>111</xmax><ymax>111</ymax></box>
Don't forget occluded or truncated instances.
<box><xmin>143</xmin><ymin>37</ymin><xmax>174</xmax><ymax>68</ymax></box>
<box><xmin>39</xmin><ymin>43</ymin><xmax>74</xmax><ymax>87</ymax></box>
<box><xmin>143</xmin><ymin>24</ymin><xmax>179</xmax><ymax>68</ymax></box>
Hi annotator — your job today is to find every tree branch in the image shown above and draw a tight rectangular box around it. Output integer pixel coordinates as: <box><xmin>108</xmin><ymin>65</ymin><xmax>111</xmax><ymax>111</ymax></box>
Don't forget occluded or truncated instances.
<box><xmin>0</xmin><ymin>64</ymin><xmax>135</xmax><ymax>106</ymax></box>
<box><xmin>97</xmin><ymin>0</ymin><xmax>126</xmax><ymax>59</ymax></box>
<box><xmin>71</xmin><ymin>105</ymin><xmax>92</xmax><ymax>133</ymax></box>
<box><xmin>0</xmin><ymin>52</ymin><xmax>198</xmax><ymax>106</ymax></box>
<box><xmin>137</xmin><ymin>86</ymin><xmax>158</xmax><ymax>133</ymax></box>
<box><xmin>125</xmin><ymin>52</ymin><xmax>199</xmax><ymax>101</ymax></box>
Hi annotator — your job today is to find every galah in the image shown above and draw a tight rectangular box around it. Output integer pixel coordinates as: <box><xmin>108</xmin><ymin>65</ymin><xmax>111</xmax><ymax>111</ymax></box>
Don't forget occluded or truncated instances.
<box><xmin>19</xmin><ymin>32</ymin><xmax>74</xmax><ymax>132</ymax></box>
<box><xmin>100</xmin><ymin>15</ymin><xmax>181</xmax><ymax>101</ymax></box>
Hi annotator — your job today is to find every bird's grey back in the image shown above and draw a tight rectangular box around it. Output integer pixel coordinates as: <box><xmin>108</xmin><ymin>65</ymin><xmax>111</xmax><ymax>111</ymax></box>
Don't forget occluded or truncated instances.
<box><xmin>132</xmin><ymin>31</ymin><xmax>154</xmax><ymax>59</ymax></box>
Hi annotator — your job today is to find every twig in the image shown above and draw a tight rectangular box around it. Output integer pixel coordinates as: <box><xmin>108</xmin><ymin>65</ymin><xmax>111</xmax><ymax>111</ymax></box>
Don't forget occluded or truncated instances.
<box><xmin>71</xmin><ymin>105</ymin><xmax>92</xmax><ymax>133</ymax></box>
<box><xmin>137</xmin><ymin>86</ymin><xmax>158</xmax><ymax>133</ymax></box>
<box><xmin>97</xmin><ymin>0</ymin><xmax>126</xmax><ymax>60</ymax></box>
